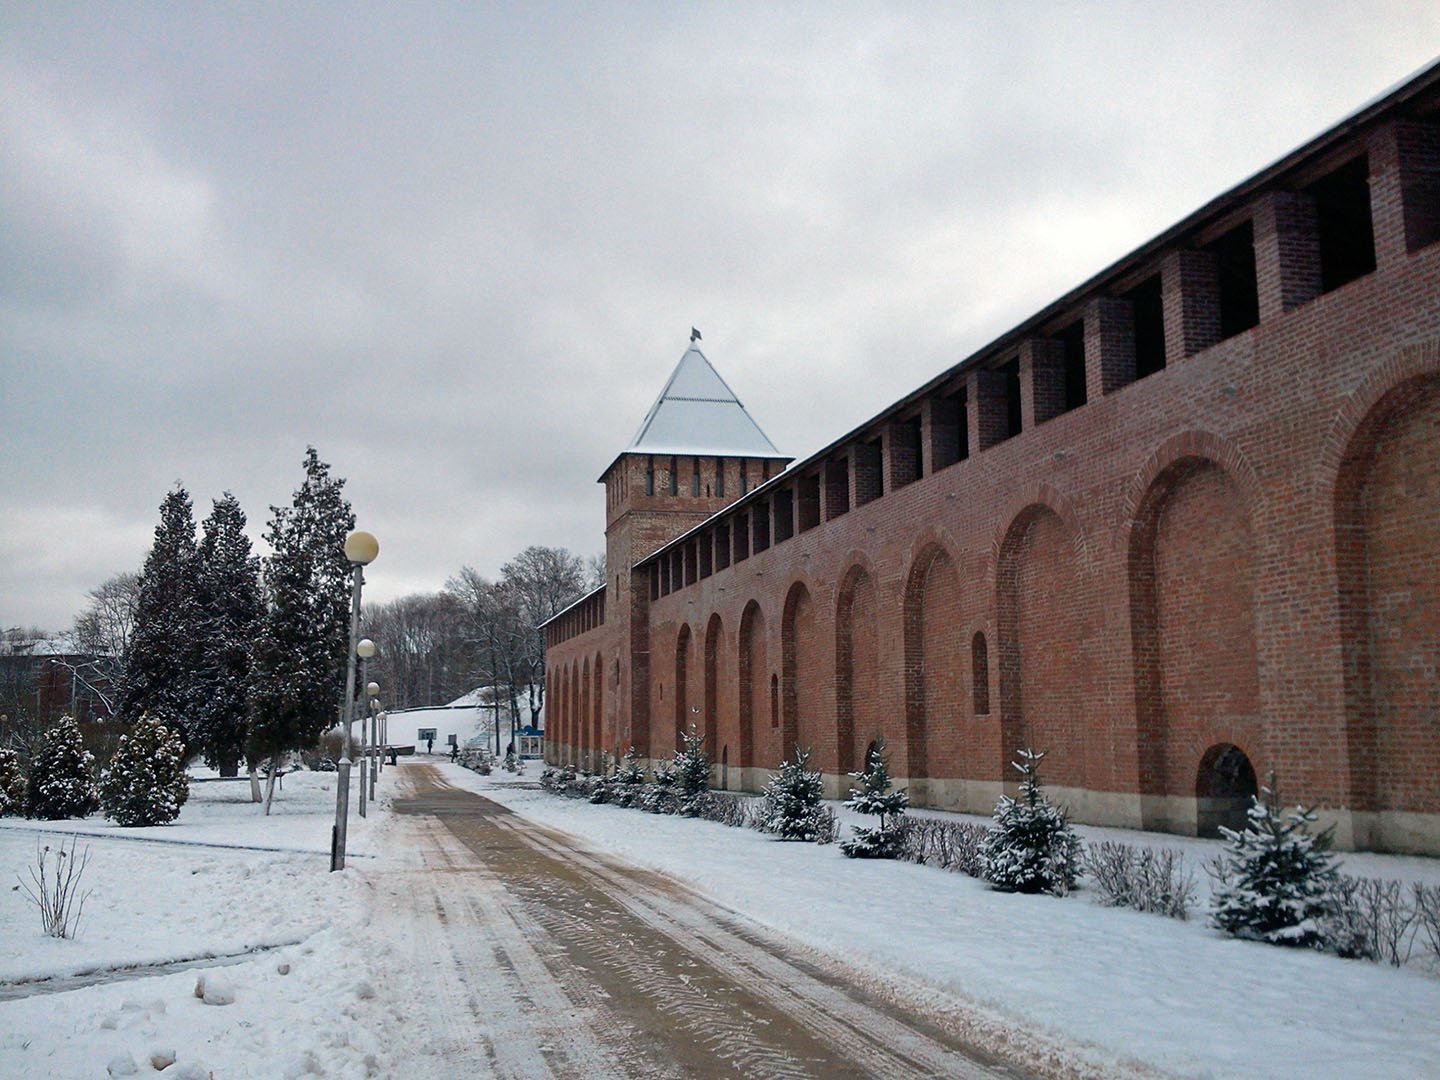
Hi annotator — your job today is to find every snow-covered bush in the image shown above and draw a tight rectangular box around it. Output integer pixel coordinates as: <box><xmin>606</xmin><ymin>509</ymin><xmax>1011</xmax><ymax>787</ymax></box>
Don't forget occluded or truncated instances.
<box><xmin>1207</xmin><ymin>775</ymin><xmax>1338</xmax><ymax>948</ymax></box>
<box><xmin>99</xmin><ymin>714</ymin><xmax>190</xmax><ymax>827</ymax></box>
<box><xmin>673</xmin><ymin>729</ymin><xmax>709</xmax><ymax>816</ymax></box>
<box><xmin>640</xmin><ymin>762</ymin><xmax>679</xmax><ymax>814</ymax></box>
<box><xmin>26</xmin><ymin>715</ymin><xmax>99</xmax><ymax>820</ymax></box>
<box><xmin>760</xmin><ymin>747</ymin><xmax>829</xmax><ymax>841</ymax></box>
<box><xmin>0</xmin><ymin>747</ymin><xmax>26</xmax><ymax>816</ymax></box>
<box><xmin>1084</xmin><ymin>841</ymin><xmax>1194</xmax><ymax>919</ymax></box>
<box><xmin>458</xmin><ymin>746</ymin><xmax>492</xmax><ymax>774</ymax></box>
<box><xmin>612</xmin><ymin>747</ymin><xmax>647</xmax><ymax>808</ymax></box>
<box><xmin>840</xmin><ymin>739</ymin><xmax>908</xmax><ymax>859</ymax></box>
<box><xmin>979</xmin><ymin>748</ymin><xmax>1080</xmax><ymax>895</ymax></box>
<box><xmin>895</xmin><ymin>818</ymin><xmax>991</xmax><ymax>877</ymax></box>
<box><xmin>540</xmin><ymin>765</ymin><xmax>577</xmax><ymax>794</ymax></box>
<box><xmin>685</xmin><ymin>789</ymin><xmax>756</xmax><ymax>829</ymax></box>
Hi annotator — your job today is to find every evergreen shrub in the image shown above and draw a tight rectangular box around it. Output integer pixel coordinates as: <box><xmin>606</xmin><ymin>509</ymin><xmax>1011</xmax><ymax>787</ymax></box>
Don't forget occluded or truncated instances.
<box><xmin>0</xmin><ymin>747</ymin><xmax>26</xmax><ymax>817</ymax></box>
<box><xmin>979</xmin><ymin>748</ymin><xmax>1080</xmax><ymax>895</ymax></box>
<box><xmin>99</xmin><ymin>714</ymin><xmax>190</xmax><ymax>827</ymax></box>
<box><xmin>1207</xmin><ymin>774</ymin><xmax>1338</xmax><ymax>948</ymax></box>
<box><xmin>26</xmin><ymin>716</ymin><xmax>99</xmax><ymax>820</ymax></box>
<box><xmin>760</xmin><ymin>747</ymin><xmax>831</xmax><ymax>841</ymax></box>
<box><xmin>840</xmin><ymin>738</ymin><xmax>908</xmax><ymax>859</ymax></box>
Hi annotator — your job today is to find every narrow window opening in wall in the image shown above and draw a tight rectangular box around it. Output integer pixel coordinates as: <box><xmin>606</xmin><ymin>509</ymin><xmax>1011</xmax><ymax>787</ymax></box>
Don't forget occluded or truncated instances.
<box><xmin>716</xmin><ymin>523</ymin><xmax>731</xmax><ymax>570</ymax></box>
<box><xmin>1126</xmin><ymin>275</ymin><xmax>1167</xmax><ymax>379</ymax></box>
<box><xmin>740</xmin><ymin>460</ymin><xmax>749</xmax><ymax>495</ymax></box>
<box><xmin>733</xmin><ymin>512</ymin><xmax>749</xmax><ymax>564</ymax></box>
<box><xmin>1058</xmin><ymin>320</ymin><xmax>1087</xmax><ymax>411</ymax></box>
<box><xmin>669</xmin><ymin>550</ymin><xmax>681</xmax><ymax>592</ymax></box>
<box><xmin>773</xmin><ymin>488</ymin><xmax>795</xmax><ymax>544</ymax></box>
<box><xmin>932</xmin><ymin>389</ymin><xmax>967</xmax><ymax>469</ymax></box>
<box><xmin>1204</xmin><ymin>220</ymin><xmax>1259</xmax><ymax>340</ymax></box>
<box><xmin>825</xmin><ymin>456</ymin><xmax>850</xmax><ymax>518</ymax></box>
<box><xmin>1309</xmin><ymin>155</ymin><xmax>1376</xmax><ymax>294</ymax></box>
<box><xmin>668</xmin><ymin>457</ymin><xmax>679</xmax><ymax>496</ymax></box>
<box><xmin>715</xmin><ymin>457</ymin><xmax>725</xmax><ymax>498</ymax></box>
<box><xmin>894</xmin><ymin>415</ymin><xmax>922</xmax><ymax>486</ymax></box>
<box><xmin>699</xmin><ymin>534</ymin><xmax>713</xmax><ymax>578</ymax></box>
<box><xmin>972</xmin><ymin>632</ymin><xmax>990</xmax><ymax>715</ymax></box>
<box><xmin>686</xmin><ymin>542</ymin><xmax>698</xmax><ymax>586</ymax></box>
<box><xmin>660</xmin><ymin>559</ymin><xmax>670</xmax><ymax>596</ymax></box>
<box><xmin>649</xmin><ymin>567</ymin><xmax>658</xmax><ymax>601</ymax></box>
<box><xmin>798</xmin><ymin>473</ymin><xmax>821</xmax><ymax>531</ymax></box>
<box><xmin>1406</xmin><ymin>118</ymin><xmax>1440</xmax><ymax>252</ymax></box>
<box><xmin>770</xmin><ymin>675</ymin><xmax>779</xmax><ymax>728</ymax></box>
<box><xmin>645</xmin><ymin>459</ymin><xmax>655</xmax><ymax>496</ymax></box>
<box><xmin>1000</xmin><ymin>358</ymin><xmax>1022</xmax><ymax>439</ymax></box>
<box><xmin>856</xmin><ymin>439</ymin><xmax>883</xmax><ymax>506</ymax></box>
<box><xmin>692</xmin><ymin>459</ymin><xmax>701</xmax><ymax>497</ymax></box>
<box><xmin>753</xmin><ymin>502</ymin><xmax>771</xmax><ymax>552</ymax></box>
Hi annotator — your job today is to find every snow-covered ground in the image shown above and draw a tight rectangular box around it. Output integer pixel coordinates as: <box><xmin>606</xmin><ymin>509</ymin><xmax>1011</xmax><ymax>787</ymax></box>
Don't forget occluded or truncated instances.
<box><xmin>2</xmin><ymin>760</ymin><xmax>1438</xmax><ymax>1079</ymax></box>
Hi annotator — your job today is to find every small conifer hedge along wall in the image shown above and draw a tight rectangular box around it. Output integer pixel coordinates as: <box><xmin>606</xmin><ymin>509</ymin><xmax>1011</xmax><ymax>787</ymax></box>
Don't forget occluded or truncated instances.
<box><xmin>538</xmin><ymin>750</ymin><xmax>1440</xmax><ymax>970</ymax></box>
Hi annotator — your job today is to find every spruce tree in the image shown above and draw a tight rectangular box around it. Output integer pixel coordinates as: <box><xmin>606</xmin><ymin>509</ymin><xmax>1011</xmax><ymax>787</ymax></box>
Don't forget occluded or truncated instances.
<box><xmin>979</xmin><ymin>748</ymin><xmax>1080</xmax><ymax>894</ymax></box>
<box><xmin>116</xmin><ymin>487</ymin><xmax>202</xmax><ymax>746</ymax></box>
<box><xmin>0</xmin><ymin>747</ymin><xmax>26</xmax><ymax>816</ymax></box>
<box><xmin>26</xmin><ymin>716</ymin><xmax>99</xmax><ymax>820</ymax></box>
<box><xmin>673</xmin><ymin>727</ymin><xmax>709</xmax><ymax>816</ymax></box>
<box><xmin>1208</xmin><ymin>773</ymin><xmax>1339</xmax><ymax>948</ymax></box>
<box><xmin>192</xmin><ymin>494</ymin><xmax>263</xmax><ymax>776</ymax></box>
<box><xmin>99</xmin><ymin>714</ymin><xmax>190</xmax><ymax>826</ymax></box>
<box><xmin>761</xmin><ymin>746</ymin><xmax>828</xmax><ymax>840</ymax></box>
<box><xmin>840</xmin><ymin>738</ymin><xmax>908</xmax><ymax>858</ymax></box>
<box><xmin>612</xmin><ymin>746</ymin><xmax>646</xmax><ymax>807</ymax></box>
<box><xmin>249</xmin><ymin>449</ymin><xmax>356</xmax><ymax>768</ymax></box>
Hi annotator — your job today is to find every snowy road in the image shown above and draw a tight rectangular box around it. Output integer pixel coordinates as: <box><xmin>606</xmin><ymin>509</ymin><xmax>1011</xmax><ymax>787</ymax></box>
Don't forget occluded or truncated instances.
<box><xmin>381</xmin><ymin>765</ymin><xmax>1032</xmax><ymax>1080</ymax></box>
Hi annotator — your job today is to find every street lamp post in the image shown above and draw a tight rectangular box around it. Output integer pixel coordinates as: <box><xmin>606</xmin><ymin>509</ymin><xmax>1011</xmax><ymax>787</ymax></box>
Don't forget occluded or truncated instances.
<box><xmin>355</xmin><ymin>656</ymin><xmax>375</xmax><ymax>821</ymax></box>
<box><xmin>367</xmin><ymin>689</ymin><xmax>380</xmax><ymax>799</ymax></box>
<box><xmin>332</xmin><ymin>530</ymin><xmax>378</xmax><ymax>872</ymax></box>
<box><xmin>364</xmin><ymin>681</ymin><xmax>379</xmax><ymax>801</ymax></box>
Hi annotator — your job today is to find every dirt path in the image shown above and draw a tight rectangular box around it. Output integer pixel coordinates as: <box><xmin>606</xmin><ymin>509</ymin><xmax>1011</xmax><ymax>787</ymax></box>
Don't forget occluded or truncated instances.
<box><xmin>376</xmin><ymin>765</ymin><xmax>1035</xmax><ymax>1080</ymax></box>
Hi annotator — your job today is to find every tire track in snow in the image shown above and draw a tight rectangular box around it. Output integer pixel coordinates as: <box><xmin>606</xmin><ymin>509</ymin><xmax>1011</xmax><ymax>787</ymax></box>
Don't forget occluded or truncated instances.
<box><xmin>396</xmin><ymin>767</ymin><xmax>1029</xmax><ymax>1079</ymax></box>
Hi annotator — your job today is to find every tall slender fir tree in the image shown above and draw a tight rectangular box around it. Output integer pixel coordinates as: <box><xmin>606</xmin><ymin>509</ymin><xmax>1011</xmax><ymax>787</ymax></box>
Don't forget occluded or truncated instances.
<box><xmin>116</xmin><ymin>487</ymin><xmax>202</xmax><ymax>746</ymax></box>
<box><xmin>249</xmin><ymin>449</ymin><xmax>356</xmax><ymax>770</ymax></box>
<box><xmin>192</xmin><ymin>493</ymin><xmax>263</xmax><ymax>776</ymax></box>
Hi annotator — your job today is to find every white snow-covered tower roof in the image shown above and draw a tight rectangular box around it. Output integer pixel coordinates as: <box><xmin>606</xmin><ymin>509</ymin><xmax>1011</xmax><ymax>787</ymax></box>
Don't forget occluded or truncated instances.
<box><xmin>623</xmin><ymin>343</ymin><xmax>782</xmax><ymax>458</ymax></box>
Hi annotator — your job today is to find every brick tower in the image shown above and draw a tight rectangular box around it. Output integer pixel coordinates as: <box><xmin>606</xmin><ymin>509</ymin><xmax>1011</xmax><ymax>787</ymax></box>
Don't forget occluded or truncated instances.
<box><xmin>599</xmin><ymin>336</ymin><xmax>790</xmax><ymax>755</ymax></box>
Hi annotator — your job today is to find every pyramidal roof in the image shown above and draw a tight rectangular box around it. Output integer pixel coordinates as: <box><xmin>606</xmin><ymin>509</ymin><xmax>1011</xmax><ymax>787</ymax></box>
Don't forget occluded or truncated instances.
<box><xmin>622</xmin><ymin>343</ymin><xmax>782</xmax><ymax>459</ymax></box>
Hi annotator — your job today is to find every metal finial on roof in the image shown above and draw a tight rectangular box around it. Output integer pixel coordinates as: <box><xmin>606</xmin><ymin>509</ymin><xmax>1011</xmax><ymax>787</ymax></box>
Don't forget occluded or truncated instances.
<box><xmin>690</xmin><ymin>327</ymin><xmax>702</xmax><ymax>342</ymax></box>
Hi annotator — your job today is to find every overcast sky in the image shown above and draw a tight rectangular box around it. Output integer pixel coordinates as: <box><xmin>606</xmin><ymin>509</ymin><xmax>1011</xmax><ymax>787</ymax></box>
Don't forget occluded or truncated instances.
<box><xmin>2</xmin><ymin>3</ymin><xmax>1437</xmax><ymax>633</ymax></box>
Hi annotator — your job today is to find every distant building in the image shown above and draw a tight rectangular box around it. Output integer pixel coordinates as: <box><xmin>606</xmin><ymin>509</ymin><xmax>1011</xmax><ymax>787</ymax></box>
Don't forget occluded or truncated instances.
<box><xmin>543</xmin><ymin>62</ymin><xmax>1440</xmax><ymax>854</ymax></box>
<box><xmin>0</xmin><ymin>637</ymin><xmax>113</xmax><ymax>733</ymax></box>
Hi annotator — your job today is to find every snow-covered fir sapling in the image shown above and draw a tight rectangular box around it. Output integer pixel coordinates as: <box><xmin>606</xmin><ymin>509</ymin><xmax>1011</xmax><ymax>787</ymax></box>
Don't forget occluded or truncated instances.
<box><xmin>99</xmin><ymin>713</ymin><xmax>190</xmax><ymax>827</ymax></box>
<box><xmin>979</xmin><ymin>748</ymin><xmax>1080</xmax><ymax>894</ymax></box>
<box><xmin>1208</xmin><ymin>772</ymin><xmax>1339</xmax><ymax>948</ymax></box>
<box><xmin>840</xmin><ymin>738</ymin><xmax>908</xmax><ymax>859</ymax></box>
<box><xmin>642</xmin><ymin>760</ymin><xmax>679</xmax><ymax>814</ymax></box>
<box><xmin>613</xmin><ymin>746</ymin><xmax>647</xmax><ymax>808</ymax></box>
<box><xmin>673</xmin><ymin>727</ymin><xmax>709</xmax><ymax>816</ymax></box>
<box><xmin>25</xmin><ymin>715</ymin><xmax>99</xmax><ymax>821</ymax></box>
<box><xmin>0</xmin><ymin>747</ymin><xmax>26</xmax><ymax>817</ymax></box>
<box><xmin>762</xmin><ymin>746</ymin><xmax>828</xmax><ymax>841</ymax></box>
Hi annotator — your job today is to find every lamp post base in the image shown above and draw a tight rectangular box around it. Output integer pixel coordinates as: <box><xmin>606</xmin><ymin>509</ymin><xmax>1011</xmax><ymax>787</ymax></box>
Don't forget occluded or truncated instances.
<box><xmin>332</xmin><ymin>760</ymin><xmax>351</xmax><ymax>871</ymax></box>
